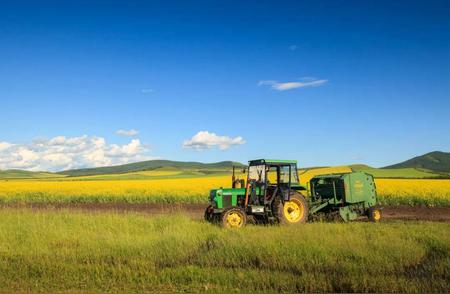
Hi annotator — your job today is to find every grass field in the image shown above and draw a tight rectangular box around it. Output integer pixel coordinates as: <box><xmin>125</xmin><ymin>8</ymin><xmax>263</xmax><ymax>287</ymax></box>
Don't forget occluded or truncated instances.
<box><xmin>0</xmin><ymin>169</ymin><xmax>65</xmax><ymax>179</ymax></box>
<box><xmin>299</xmin><ymin>165</ymin><xmax>445</xmax><ymax>179</ymax></box>
<box><xmin>1</xmin><ymin>173</ymin><xmax>449</xmax><ymax>206</ymax></box>
<box><xmin>350</xmin><ymin>165</ymin><xmax>442</xmax><ymax>178</ymax></box>
<box><xmin>0</xmin><ymin>210</ymin><xmax>447</xmax><ymax>292</ymax></box>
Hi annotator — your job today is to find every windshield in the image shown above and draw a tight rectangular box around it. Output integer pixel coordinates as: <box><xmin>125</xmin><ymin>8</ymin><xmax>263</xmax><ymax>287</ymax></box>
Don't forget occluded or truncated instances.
<box><xmin>248</xmin><ymin>164</ymin><xmax>265</xmax><ymax>182</ymax></box>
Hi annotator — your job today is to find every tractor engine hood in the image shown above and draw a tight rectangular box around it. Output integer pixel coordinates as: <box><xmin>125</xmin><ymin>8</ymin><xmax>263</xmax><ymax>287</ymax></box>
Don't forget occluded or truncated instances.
<box><xmin>209</xmin><ymin>188</ymin><xmax>246</xmax><ymax>200</ymax></box>
<box><xmin>209</xmin><ymin>188</ymin><xmax>246</xmax><ymax>209</ymax></box>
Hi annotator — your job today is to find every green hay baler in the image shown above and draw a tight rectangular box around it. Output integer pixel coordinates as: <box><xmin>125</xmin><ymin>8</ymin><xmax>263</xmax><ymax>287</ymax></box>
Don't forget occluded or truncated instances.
<box><xmin>309</xmin><ymin>172</ymin><xmax>381</xmax><ymax>222</ymax></box>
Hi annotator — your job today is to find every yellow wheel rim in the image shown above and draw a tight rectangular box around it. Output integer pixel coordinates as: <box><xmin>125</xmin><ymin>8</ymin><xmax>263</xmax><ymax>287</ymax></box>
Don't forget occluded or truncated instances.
<box><xmin>283</xmin><ymin>199</ymin><xmax>304</xmax><ymax>223</ymax></box>
<box><xmin>225</xmin><ymin>211</ymin><xmax>243</xmax><ymax>228</ymax></box>
<box><xmin>373</xmin><ymin>210</ymin><xmax>381</xmax><ymax>221</ymax></box>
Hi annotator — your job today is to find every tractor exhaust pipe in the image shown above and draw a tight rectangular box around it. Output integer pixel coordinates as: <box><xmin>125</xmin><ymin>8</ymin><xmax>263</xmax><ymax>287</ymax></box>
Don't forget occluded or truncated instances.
<box><xmin>232</xmin><ymin>166</ymin><xmax>236</xmax><ymax>188</ymax></box>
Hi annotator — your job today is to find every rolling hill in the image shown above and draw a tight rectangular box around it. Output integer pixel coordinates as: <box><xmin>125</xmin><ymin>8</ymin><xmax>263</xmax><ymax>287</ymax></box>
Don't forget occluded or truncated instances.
<box><xmin>383</xmin><ymin>151</ymin><xmax>450</xmax><ymax>173</ymax></box>
<box><xmin>297</xmin><ymin>164</ymin><xmax>441</xmax><ymax>182</ymax></box>
<box><xmin>58</xmin><ymin>160</ymin><xmax>245</xmax><ymax>177</ymax></box>
<box><xmin>0</xmin><ymin>170</ymin><xmax>64</xmax><ymax>179</ymax></box>
<box><xmin>1</xmin><ymin>152</ymin><xmax>449</xmax><ymax>179</ymax></box>
<box><xmin>350</xmin><ymin>164</ymin><xmax>439</xmax><ymax>178</ymax></box>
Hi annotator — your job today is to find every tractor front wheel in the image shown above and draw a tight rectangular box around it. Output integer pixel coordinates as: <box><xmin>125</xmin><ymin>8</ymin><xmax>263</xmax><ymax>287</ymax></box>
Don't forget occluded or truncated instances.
<box><xmin>367</xmin><ymin>206</ymin><xmax>382</xmax><ymax>222</ymax></box>
<box><xmin>274</xmin><ymin>192</ymin><xmax>309</xmax><ymax>225</ymax></box>
<box><xmin>204</xmin><ymin>205</ymin><xmax>214</xmax><ymax>222</ymax></box>
<box><xmin>221</xmin><ymin>207</ymin><xmax>247</xmax><ymax>228</ymax></box>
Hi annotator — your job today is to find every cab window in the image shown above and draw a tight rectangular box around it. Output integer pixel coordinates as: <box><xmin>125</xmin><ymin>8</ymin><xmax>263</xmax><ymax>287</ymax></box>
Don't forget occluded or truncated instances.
<box><xmin>279</xmin><ymin>164</ymin><xmax>299</xmax><ymax>184</ymax></box>
<box><xmin>267</xmin><ymin>166</ymin><xmax>278</xmax><ymax>184</ymax></box>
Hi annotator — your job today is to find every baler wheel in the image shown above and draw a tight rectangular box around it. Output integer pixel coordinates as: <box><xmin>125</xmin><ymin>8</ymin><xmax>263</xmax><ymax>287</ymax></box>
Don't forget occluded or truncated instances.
<box><xmin>221</xmin><ymin>207</ymin><xmax>247</xmax><ymax>228</ymax></box>
<box><xmin>367</xmin><ymin>207</ymin><xmax>382</xmax><ymax>222</ymax></box>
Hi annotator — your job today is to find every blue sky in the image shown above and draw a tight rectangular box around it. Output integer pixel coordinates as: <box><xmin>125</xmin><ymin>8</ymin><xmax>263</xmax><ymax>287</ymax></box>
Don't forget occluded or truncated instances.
<box><xmin>0</xmin><ymin>0</ymin><xmax>449</xmax><ymax>171</ymax></box>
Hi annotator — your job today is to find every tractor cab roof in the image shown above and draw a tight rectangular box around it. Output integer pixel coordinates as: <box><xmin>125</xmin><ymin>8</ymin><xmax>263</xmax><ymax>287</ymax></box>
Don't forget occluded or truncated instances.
<box><xmin>248</xmin><ymin>159</ymin><xmax>297</xmax><ymax>166</ymax></box>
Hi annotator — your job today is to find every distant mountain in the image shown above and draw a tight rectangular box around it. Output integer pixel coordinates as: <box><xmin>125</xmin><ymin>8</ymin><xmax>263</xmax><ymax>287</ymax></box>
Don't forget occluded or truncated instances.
<box><xmin>383</xmin><ymin>151</ymin><xmax>450</xmax><ymax>173</ymax></box>
<box><xmin>58</xmin><ymin>160</ymin><xmax>245</xmax><ymax>177</ymax></box>
<box><xmin>2</xmin><ymin>153</ymin><xmax>449</xmax><ymax>179</ymax></box>
<box><xmin>349</xmin><ymin>164</ymin><xmax>374</xmax><ymax>170</ymax></box>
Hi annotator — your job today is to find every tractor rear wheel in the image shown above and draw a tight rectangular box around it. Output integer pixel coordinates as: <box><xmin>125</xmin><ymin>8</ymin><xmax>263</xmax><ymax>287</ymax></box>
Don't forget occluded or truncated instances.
<box><xmin>221</xmin><ymin>207</ymin><xmax>247</xmax><ymax>228</ymax></box>
<box><xmin>367</xmin><ymin>206</ymin><xmax>382</xmax><ymax>222</ymax></box>
<box><xmin>274</xmin><ymin>192</ymin><xmax>309</xmax><ymax>225</ymax></box>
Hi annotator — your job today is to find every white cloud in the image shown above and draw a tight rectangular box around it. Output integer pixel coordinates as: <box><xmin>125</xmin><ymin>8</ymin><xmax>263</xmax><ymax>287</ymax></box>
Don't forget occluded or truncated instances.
<box><xmin>0</xmin><ymin>142</ymin><xmax>12</xmax><ymax>151</ymax></box>
<box><xmin>351</xmin><ymin>155</ymin><xmax>364</xmax><ymax>161</ymax></box>
<box><xmin>141</xmin><ymin>88</ymin><xmax>154</xmax><ymax>94</ymax></box>
<box><xmin>258</xmin><ymin>78</ymin><xmax>328</xmax><ymax>91</ymax></box>
<box><xmin>0</xmin><ymin>135</ymin><xmax>156</xmax><ymax>172</ymax></box>
<box><xmin>116</xmin><ymin>129</ymin><xmax>139</xmax><ymax>137</ymax></box>
<box><xmin>289</xmin><ymin>45</ymin><xmax>298</xmax><ymax>51</ymax></box>
<box><xmin>182</xmin><ymin>131</ymin><xmax>245</xmax><ymax>151</ymax></box>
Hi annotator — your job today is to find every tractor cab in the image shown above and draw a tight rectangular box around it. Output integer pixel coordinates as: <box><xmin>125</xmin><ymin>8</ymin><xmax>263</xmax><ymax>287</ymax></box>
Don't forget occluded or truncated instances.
<box><xmin>245</xmin><ymin>159</ymin><xmax>304</xmax><ymax>207</ymax></box>
<box><xmin>205</xmin><ymin>159</ymin><xmax>309</xmax><ymax>228</ymax></box>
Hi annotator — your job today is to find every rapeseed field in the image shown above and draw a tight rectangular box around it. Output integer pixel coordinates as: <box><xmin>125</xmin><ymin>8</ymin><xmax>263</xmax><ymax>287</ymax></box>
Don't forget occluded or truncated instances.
<box><xmin>0</xmin><ymin>173</ymin><xmax>449</xmax><ymax>206</ymax></box>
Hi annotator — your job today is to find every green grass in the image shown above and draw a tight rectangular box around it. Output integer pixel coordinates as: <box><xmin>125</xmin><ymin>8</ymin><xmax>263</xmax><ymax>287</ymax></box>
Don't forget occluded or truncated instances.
<box><xmin>0</xmin><ymin>210</ymin><xmax>448</xmax><ymax>292</ymax></box>
<box><xmin>0</xmin><ymin>191</ymin><xmax>209</xmax><ymax>205</ymax></box>
<box><xmin>1</xmin><ymin>190</ymin><xmax>449</xmax><ymax>207</ymax></box>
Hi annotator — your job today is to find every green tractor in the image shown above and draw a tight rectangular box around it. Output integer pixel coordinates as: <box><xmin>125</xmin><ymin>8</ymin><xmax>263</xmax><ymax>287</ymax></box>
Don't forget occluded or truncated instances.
<box><xmin>204</xmin><ymin>159</ymin><xmax>382</xmax><ymax>228</ymax></box>
<box><xmin>204</xmin><ymin>159</ymin><xmax>309</xmax><ymax>228</ymax></box>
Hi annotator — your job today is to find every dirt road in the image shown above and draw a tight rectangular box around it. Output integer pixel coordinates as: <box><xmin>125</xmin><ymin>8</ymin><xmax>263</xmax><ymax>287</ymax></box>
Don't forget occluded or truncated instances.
<box><xmin>1</xmin><ymin>203</ymin><xmax>449</xmax><ymax>221</ymax></box>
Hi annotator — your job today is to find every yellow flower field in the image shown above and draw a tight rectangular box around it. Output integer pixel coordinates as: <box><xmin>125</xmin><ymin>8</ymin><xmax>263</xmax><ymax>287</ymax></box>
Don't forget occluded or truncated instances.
<box><xmin>0</xmin><ymin>176</ymin><xmax>231</xmax><ymax>204</ymax></box>
<box><xmin>375</xmin><ymin>178</ymin><xmax>450</xmax><ymax>206</ymax></box>
<box><xmin>0</xmin><ymin>175</ymin><xmax>449</xmax><ymax>206</ymax></box>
